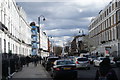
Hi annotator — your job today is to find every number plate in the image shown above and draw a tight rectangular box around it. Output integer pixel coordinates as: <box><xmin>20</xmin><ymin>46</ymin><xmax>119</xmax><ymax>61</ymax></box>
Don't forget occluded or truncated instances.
<box><xmin>63</xmin><ymin>67</ymin><xmax>71</xmax><ymax>70</ymax></box>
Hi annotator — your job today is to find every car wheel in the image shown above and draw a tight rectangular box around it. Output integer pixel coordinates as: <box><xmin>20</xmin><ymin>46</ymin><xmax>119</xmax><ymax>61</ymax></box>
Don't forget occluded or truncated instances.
<box><xmin>50</xmin><ymin>72</ymin><xmax>53</xmax><ymax>77</ymax></box>
<box><xmin>53</xmin><ymin>78</ymin><xmax>57</xmax><ymax>80</ymax></box>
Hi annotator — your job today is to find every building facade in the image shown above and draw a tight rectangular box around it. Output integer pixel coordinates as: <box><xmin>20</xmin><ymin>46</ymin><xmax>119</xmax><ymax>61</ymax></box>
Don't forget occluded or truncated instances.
<box><xmin>31</xmin><ymin>23</ymin><xmax>38</xmax><ymax>55</ymax></box>
<box><xmin>30</xmin><ymin>22</ymin><xmax>49</xmax><ymax>57</ymax></box>
<box><xmin>40</xmin><ymin>30</ymin><xmax>49</xmax><ymax>57</ymax></box>
<box><xmin>70</xmin><ymin>35</ymin><xmax>89</xmax><ymax>56</ymax></box>
<box><xmin>89</xmin><ymin>0</ymin><xmax>120</xmax><ymax>57</ymax></box>
<box><xmin>0</xmin><ymin>0</ymin><xmax>31</xmax><ymax>56</ymax></box>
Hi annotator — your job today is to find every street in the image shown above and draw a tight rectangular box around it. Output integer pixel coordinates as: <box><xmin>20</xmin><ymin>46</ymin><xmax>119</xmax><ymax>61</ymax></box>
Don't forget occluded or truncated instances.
<box><xmin>77</xmin><ymin>65</ymin><xmax>120</xmax><ymax>80</ymax></box>
<box><xmin>77</xmin><ymin>65</ymin><xmax>97</xmax><ymax>80</ymax></box>
<box><xmin>48</xmin><ymin>65</ymin><xmax>120</xmax><ymax>80</ymax></box>
<box><xmin>1</xmin><ymin>0</ymin><xmax>120</xmax><ymax>80</ymax></box>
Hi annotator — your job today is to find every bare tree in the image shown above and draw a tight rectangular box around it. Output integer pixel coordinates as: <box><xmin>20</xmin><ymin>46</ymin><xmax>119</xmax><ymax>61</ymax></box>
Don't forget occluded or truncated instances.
<box><xmin>53</xmin><ymin>46</ymin><xmax>62</xmax><ymax>56</ymax></box>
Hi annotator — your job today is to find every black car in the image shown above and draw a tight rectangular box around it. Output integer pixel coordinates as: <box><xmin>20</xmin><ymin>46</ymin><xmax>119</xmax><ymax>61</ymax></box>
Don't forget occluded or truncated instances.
<box><xmin>45</xmin><ymin>57</ymin><xmax>59</xmax><ymax>71</ymax></box>
<box><xmin>51</xmin><ymin>59</ymin><xmax>77</xmax><ymax>80</ymax></box>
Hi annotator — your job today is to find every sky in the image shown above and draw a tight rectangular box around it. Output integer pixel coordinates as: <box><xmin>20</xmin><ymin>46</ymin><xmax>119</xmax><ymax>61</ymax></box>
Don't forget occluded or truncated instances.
<box><xmin>17</xmin><ymin>0</ymin><xmax>112</xmax><ymax>47</ymax></box>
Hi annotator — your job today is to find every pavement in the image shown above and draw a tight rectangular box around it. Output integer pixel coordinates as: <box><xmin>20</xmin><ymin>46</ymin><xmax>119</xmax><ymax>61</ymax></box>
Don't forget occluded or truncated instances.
<box><xmin>11</xmin><ymin>63</ymin><xmax>52</xmax><ymax>80</ymax></box>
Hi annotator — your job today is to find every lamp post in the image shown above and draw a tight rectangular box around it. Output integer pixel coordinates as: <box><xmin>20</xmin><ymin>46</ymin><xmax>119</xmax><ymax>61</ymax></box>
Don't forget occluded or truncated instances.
<box><xmin>38</xmin><ymin>15</ymin><xmax>45</xmax><ymax>63</ymax></box>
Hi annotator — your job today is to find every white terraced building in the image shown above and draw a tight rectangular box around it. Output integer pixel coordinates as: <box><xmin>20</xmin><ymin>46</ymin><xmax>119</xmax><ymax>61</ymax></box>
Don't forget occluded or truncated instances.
<box><xmin>0</xmin><ymin>0</ymin><xmax>31</xmax><ymax>56</ymax></box>
<box><xmin>89</xmin><ymin>0</ymin><xmax>120</xmax><ymax>57</ymax></box>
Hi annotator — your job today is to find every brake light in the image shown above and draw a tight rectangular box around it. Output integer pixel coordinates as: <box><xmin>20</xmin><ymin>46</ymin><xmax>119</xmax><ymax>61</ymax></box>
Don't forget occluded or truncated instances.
<box><xmin>76</xmin><ymin>61</ymin><xmax>79</xmax><ymax>64</ymax></box>
<box><xmin>54</xmin><ymin>68</ymin><xmax>60</xmax><ymax>71</ymax></box>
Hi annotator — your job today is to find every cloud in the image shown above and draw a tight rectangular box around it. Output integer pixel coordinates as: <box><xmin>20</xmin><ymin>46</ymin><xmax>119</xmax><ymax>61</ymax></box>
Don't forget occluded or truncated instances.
<box><xmin>17</xmin><ymin>0</ymin><xmax>112</xmax><ymax>46</ymax></box>
<box><xmin>49</xmin><ymin>36</ymin><xmax>73</xmax><ymax>46</ymax></box>
<box><xmin>44</xmin><ymin>28</ymin><xmax>88</xmax><ymax>37</ymax></box>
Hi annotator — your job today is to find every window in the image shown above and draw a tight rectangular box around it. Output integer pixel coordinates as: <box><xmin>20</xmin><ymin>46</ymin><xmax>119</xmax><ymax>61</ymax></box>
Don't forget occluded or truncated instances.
<box><xmin>113</xmin><ymin>28</ymin><xmax>115</xmax><ymax>40</ymax></box>
<box><xmin>19</xmin><ymin>47</ymin><xmax>21</xmax><ymax>54</ymax></box>
<box><xmin>114</xmin><ymin>14</ymin><xmax>116</xmax><ymax>24</ymax></box>
<box><xmin>110</xmin><ymin>29</ymin><xmax>112</xmax><ymax>40</ymax></box>
<box><xmin>115</xmin><ymin>2</ymin><xmax>118</xmax><ymax>8</ymax></box>
<box><xmin>112</xmin><ymin>3</ymin><xmax>114</xmax><ymax>10</ymax></box>
<box><xmin>8</xmin><ymin>0</ymin><xmax>10</xmax><ymax>9</ymax></box>
<box><xmin>4</xmin><ymin>39</ymin><xmax>6</xmax><ymax>53</ymax></box>
<box><xmin>105</xmin><ymin>20</ymin><xmax>106</xmax><ymax>28</ymax></box>
<box><xmin>23</xmin><ymin>48</ymin><xmax>24</xmax><ymax>54</ymax></box>
<box><xmin>105</xmin><ymin>11</ymin><xmax>106</xmax><ymax>17</ymax></box>
<box><xmin>100</xmin><ymin>15</ymin><xmax>102</xmax><ymax>20</ymax></box>
<box><xmin>107</xmin><ymin>9</ymin><xmax>109</xmax><ymax>15</ymax></box>
<box><xmin>105</xmin><ymin>32</ymin><xmax>107</xmax><ymax>41</ymax></box>
<box><xmin>13</xmin><ymin>44</ymin><xmax>14</xmax><ymax>53</ymax></box>
<box><xmin>109</xmin><ymin>17</ymin><xmax>111</xmax><ymax>26</ymax></box>
<box><xmin>107</xmin><ymin>19</ymin><xmax>109</xmax><ymax>28</ymax></box>
<box><xmin>103</xmin><ymin>32</ymin><xmax>105</xmax><ymax>41</ymax></box>
<box><xmin>109</xmin><ymin>6</ymin><xmax>111</xmax><ymax>13</ymax></box>
<box><xmin>119</xmin><ymin>1</ymin><xmax>120</xmax><ymax>8</ymax></box>
<box><xmin>16</xmin><ymin>46</ymin><xmax>17</xmax><ymax>54</ymax></box>
<box><xmin>8</xmin><ymin>42</ymin><xmax>10</xmax><ymax>52</ymax></box>
<box><xmin>117</xmin><ymin>10</ymin><xmax>120</xmax><ymax>22</ymax></box>
<box><xmin>0</xmin><ymin>38</ymin><xmax>2</xmax><ymax>53</ymax></box>
<box><xmin>112</xmin><ymin>15</ymin><xmax>114</xmax><ymax>25</ymax></box>
<box><xmin>107</xmin><ymin>31</ymin><xmax>109</xmax><ymax>41</ymax></box>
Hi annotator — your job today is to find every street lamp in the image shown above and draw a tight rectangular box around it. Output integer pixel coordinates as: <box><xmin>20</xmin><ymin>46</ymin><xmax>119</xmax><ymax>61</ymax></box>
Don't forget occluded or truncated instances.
<box><xmin>38</xmin><ymin>15</ymin><xmax>45</xmax><ymax>63</ymax></box>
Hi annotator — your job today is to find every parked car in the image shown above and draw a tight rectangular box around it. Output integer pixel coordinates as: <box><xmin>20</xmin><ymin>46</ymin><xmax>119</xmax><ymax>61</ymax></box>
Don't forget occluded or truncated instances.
<box><xmin>94</xmin><ymin>57</ymin><xmax>116</xmax><ymax>67</ymax></box>
<box><xmin>45</xmin><ymin>57</ymin><xmax>59</xmax><ymax>71</ymax></box>
<box><xmin>51</xmin><ymin>59</ymin><xmax>77</xmax><ymax>80</ymax></box>
<box><xmin>109</xmin><ymin>57</ymin><xmax>116</xmax><ymax>67</ymax></box>
<box><xmin>74</xmin><ymin>57</ymin><xmax>90</xmax><ymax>69</ymax></box>
<box><xmin>67</xmin><ymin>56</ymin><xmax>75</xmax><ymax>61</ymax></box>
<box><xmin>116</xmin><ymin>58</ymin><xmax>120</xmax><ymax>67</ymax></box>
<box><xmin>88</xmin><ymin>56</ymin><xmax>97</xmax><ymax>64</ymax></box>
<box><xmin>93</xmin><ymin>57</ymin><xmax>105</xmax><ymax>67</ymax></box>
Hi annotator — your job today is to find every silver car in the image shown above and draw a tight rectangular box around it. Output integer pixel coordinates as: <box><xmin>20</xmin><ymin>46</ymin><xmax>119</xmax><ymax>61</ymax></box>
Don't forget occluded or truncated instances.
<box><xmin>74</xmin><ymin>57</ymin><xmax>90</xmax><ymax>70</ymax></box>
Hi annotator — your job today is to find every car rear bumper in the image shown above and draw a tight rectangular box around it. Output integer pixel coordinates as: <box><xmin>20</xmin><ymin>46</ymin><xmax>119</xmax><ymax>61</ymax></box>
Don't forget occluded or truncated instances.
<box><xmin>53</xmin><ymin>70</ymin><xmax>77</xmax><ymax>78</ymax></box>
<box><xmin>76</xmin><ymin>64</ymin><xmax>90</xmax><ymax>68</ymax></box>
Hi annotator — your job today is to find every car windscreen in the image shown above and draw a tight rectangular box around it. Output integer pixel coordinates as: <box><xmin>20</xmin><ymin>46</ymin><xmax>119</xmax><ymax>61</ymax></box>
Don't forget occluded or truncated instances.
<box><xmin>57</xmin><ymin>61</ymin><xmax>75</xmax><ymax>65</ymax></box>
<box><xmin>77</xmin><ymin>58</ymin><xmax>88</xmax><ymax>61</ymax></box>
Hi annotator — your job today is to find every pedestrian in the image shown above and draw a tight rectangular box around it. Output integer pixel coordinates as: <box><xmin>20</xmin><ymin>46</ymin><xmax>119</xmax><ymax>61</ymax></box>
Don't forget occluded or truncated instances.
<box><xmin>26</xmin><ymin>56</ymin><xmax>30</xmax><ymax>67</ymax></box>
<box><xmin>39</xmin><ymin>56</ymin><xmax>42</xmax><ymax>64</ymax></box>
<box><xmin>95</xmin><ymin>57</ymin><xmax>118</xmax><ymax>80</ymax></box>
<box><xmin>33</xmin><ymin>56</ymin><xmax>38</xmax><ymax>67</ymax></box>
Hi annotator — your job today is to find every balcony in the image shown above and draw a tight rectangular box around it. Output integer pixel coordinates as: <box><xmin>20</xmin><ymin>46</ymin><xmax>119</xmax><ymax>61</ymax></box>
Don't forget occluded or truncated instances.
<box><xmin>32</xmin><ymin>45</ymin><xmax>38</xmax><ymax>49</ymax></box>
<box><xmin>32</xmin><ymin>43</ymin><xmax>38</xmax><ymax>48</ymax></box>
<box><xmin>31</xmin><ymin>30</ymin><xmax>37</xmax><ymax>36</ymax></box>
<box><xmin>32</xmin><ymin>37</ymin><xmax>37</xmax><ymax>42</ymax></box>
<box><xmin>31</xmin><ymin>26</ymin><xmax>37</xmax><ymax>30</ymax></box>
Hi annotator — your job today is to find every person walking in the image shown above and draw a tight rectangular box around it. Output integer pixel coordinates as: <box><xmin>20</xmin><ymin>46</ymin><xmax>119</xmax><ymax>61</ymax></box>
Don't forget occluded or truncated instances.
<box><xmin>33</xmin><ymin>56</ymin><xmax>38</xmax><ymax>67</ymax></box>
<box><xmin>39</xmin><ymin>56</ymin><xmax>42</xmax><ymax>64</ymax></box>
<box><xmin>95</xmin><ymin>57</ymin><xmax>118</xmax><ymax>80</ymax></box>
<box><xmin>26</xmin><ymin>56</ymin><xmax>30</xmax><ymax>67</ymax></box>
